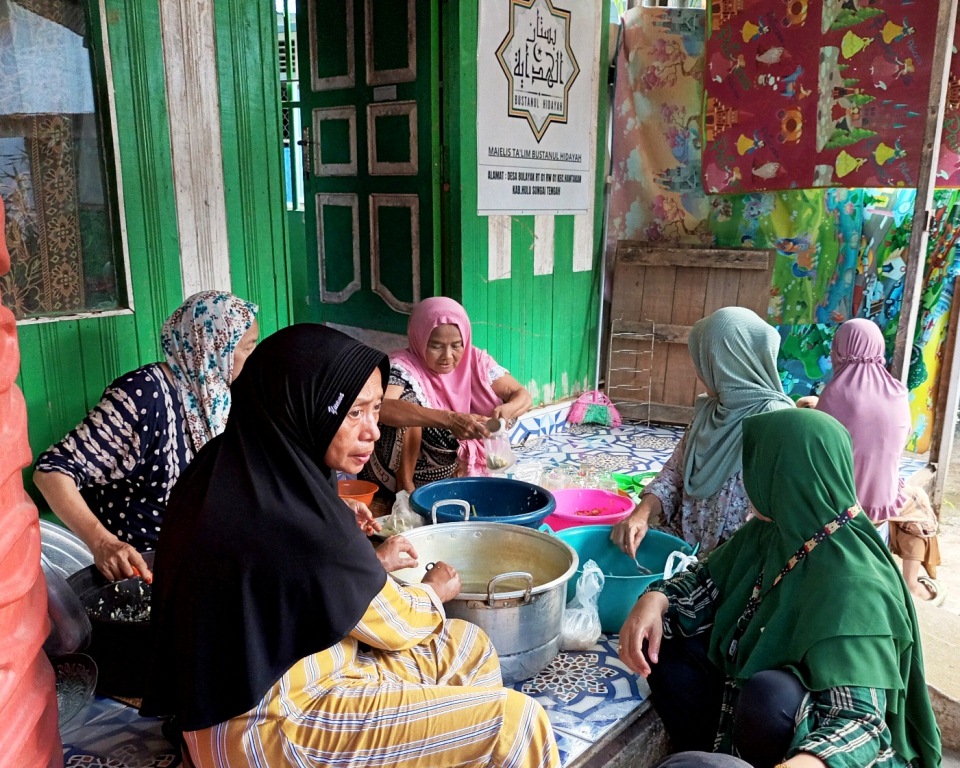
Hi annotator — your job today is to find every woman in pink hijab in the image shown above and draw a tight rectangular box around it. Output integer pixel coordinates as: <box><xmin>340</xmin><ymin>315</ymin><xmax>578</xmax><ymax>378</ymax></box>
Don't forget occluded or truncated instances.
<box><xmin>801</xmin><ymin>319</ymin><xmax>943</xmax><ymax>603</ymax></box>
<box><xmin>361</xmin><ymin>297</ymin><xmax>532</xmax><ymax>493</ymax></box>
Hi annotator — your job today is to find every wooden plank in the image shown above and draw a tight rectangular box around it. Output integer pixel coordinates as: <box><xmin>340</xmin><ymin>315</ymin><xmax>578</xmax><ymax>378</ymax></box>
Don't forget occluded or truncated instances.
<box><xmin>890</xmin><ymin>0</ymin><xmax>958</xmax><ymax>380</ymax></box>
<box><xmin>665</xmin><ymin>266</ymin><xmax>707</xmax><ymax>406</ymax></box>
<box><xmin>736</xmin><ymin>261</ymin><xmax>773</xmax><ymax>318</ymax></box>
<box><xmin>647</xmin><ymin>403</ymin><xmax>695</xmax><ymax>426</ymax></box>
<box><xmin>639</xmin><ymin>266</ymin><xmax>677</xmax><ymax>403</ymax></box>
<box><xmin>702</xmin><ymin>267</ymin><xmax>742</xmax><ymax>315</ymax></box>
<box><xmin>610</xmin><ymin>263</ymin><xmax>645</xmax><ymax>323</ymax></box>
<box><xmin>616</xmin><ymin>242</ymin><xmax>769</xmax><ymax>270</ymax></box>
<box><xmin>609</xmin><ymin>320</ymin><xmax>690</xmax><ymax>344</ymax></box>
<box><xmin>610</xmin><ymin>401</ymin><xmax>694</xmax><ymax>426</ymax></box>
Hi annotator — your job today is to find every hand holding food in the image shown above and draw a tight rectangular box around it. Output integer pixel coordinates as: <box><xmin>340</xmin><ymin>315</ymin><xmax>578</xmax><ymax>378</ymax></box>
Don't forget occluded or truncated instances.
<box><xmin>343</xmin><ymin>497</ymin><xmax>382</xmax><ymax>536</ymax></box>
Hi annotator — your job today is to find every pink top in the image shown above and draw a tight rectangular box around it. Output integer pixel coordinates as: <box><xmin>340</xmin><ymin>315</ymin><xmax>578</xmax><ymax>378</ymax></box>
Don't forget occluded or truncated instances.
<box><xmin>390</xmin><ymin>297</ymin><xmax>503</xmax><ymax>475</ymax></box>
<box><xmin>816</xmin><ymin>319</ymin><xmax>910</xmax><ymax>522</ymax></box>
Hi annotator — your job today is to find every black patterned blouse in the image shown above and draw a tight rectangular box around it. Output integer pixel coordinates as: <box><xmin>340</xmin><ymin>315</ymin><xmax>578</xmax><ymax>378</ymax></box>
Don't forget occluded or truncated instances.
<box><xmin>35</xmin><ymin>364</ymin><xmax>193</xmax><ymax>551</ymax></box>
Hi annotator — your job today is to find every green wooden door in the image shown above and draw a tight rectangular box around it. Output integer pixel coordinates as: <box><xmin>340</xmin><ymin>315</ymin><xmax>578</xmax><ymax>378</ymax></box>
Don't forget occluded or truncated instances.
<box><xmin>296</xmin><ymin>0</ymin><xmax>440</xmax><ymax>334</ymax></box>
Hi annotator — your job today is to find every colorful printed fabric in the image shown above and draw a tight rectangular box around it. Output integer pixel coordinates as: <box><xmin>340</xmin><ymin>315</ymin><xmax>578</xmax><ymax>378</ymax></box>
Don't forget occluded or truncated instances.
<box><xmin>160</xmin><ymin>290</ymin><xmax>258</xmax><ymax>453</ymax></box>
<box><xmin>607</xmin><ymin>10</ymin><xmax>955</xmax><ymax>452</ymax></box>
<box><xmin>703</xmin><ymin>0</ymin><xmax>938</xmax><ymax>192</ymax></box>
<box><xmin>607</xmin><ymin>4</ymin><xmax>711</xmax><ymax>247</ymax></box>
<box><xmin>360</xmin><ymin>360</ymin><xmax>507</xmax><ymax>492</ymax></box>
<box><xmin>905</xmin><ymin>190</ymin><xmax>960</xmax><ymax>450</ymax></box>
<box><xmin>644</xmin><ymin>434</ymin><xmax>753</xmax><ymax>554</ymax></box>
<box><xmin>35</xmin><ymin>364</ymin><xmax>192</xmax><ymax>551</ymax></box>
<box><xmin>936</xmin><ymin>14</ymin><xmax>960</xmax><ymax>187</ymax></box>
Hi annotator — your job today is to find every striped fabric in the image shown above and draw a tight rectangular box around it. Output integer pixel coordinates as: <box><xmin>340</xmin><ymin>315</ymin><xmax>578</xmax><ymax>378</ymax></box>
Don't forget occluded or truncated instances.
<box><xmin>185</xmin><ymin>578</ymin><xmax>560</xmax><ymax>768</ymax></box>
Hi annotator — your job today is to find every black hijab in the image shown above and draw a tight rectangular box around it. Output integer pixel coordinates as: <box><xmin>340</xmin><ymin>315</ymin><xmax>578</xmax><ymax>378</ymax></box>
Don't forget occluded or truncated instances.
<box><xmin>140</xmin><ymin>324</ymin><xmax>389</xmax><ymax>730</ymax></box>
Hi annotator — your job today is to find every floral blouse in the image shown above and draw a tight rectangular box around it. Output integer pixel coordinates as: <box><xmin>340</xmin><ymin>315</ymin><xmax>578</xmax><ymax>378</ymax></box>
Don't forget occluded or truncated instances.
<box><xmin>35</xmin><ymin>364</ymin><xmax>192</xmax><ymax>551</ymax></box>
<box><xmin>644</xmin><ymin>432</ymin><xmax>752</xmax><ymax>554</ymax></box>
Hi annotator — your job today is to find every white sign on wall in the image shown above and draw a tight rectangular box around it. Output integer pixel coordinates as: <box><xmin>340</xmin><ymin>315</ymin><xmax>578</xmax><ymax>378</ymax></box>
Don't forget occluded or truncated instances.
<box><xmin>477</xmin><ymin>0</ymin><xmax>598</xmax><ymax>216</ymax></box>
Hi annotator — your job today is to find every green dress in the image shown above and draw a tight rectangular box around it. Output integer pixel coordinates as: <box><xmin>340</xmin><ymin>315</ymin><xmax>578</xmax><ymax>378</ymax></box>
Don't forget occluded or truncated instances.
<box><xmin>648</xmin><ymin>409</ymin><xmax>941</xmax><ymax>767</ymax></box>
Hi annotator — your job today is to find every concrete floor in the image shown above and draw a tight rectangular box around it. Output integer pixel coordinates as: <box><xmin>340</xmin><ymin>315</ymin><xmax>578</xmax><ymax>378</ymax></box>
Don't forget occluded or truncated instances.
<box><xmin>921</xmin><ymin>420</ymin><xmax>960</xmax><ymax>759</ymax></box>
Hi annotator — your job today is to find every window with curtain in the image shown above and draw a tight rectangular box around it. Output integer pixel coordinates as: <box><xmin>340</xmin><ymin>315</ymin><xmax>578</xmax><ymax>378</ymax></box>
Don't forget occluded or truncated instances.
<box><xmin>0</xmin><ymin>0</ymin><xmax>125</xmax><ymax>320</ymax></box>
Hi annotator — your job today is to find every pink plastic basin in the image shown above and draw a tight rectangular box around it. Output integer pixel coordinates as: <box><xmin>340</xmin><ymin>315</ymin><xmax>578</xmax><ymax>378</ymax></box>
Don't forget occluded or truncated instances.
<box><xmin>544</xmin><ymin>488</ymin><xmax>634</xmax><ymax>531</ymax></box>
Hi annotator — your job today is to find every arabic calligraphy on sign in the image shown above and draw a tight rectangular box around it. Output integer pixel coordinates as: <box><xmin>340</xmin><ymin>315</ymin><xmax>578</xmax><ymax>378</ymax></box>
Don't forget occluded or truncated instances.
<box><xmin>496</xmin><ymin>0</ymin><xmax>580</xmax><ymax>143</ymax></box>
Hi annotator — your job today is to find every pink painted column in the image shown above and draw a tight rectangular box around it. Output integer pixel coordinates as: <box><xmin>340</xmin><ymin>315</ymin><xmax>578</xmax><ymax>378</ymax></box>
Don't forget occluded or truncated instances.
<box><xmin>0</xmin><ymin>196</ymin><xmax>62</xmax><ymax>766</ymax></box>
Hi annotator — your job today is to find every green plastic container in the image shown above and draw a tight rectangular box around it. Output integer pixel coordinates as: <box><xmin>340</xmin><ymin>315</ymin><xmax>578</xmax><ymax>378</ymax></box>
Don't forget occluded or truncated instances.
<box><xmin>555</xmin><ymin>524</ymin><xmax>694</xmax><ymax>634</ymax></box>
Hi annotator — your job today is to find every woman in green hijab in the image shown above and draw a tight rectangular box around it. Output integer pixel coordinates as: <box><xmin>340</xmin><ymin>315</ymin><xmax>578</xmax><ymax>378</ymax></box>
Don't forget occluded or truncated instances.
<box><xmin>619</xmin><ymin>409</ymin><xmax>940</xmax><ymax>768</ymax></box>
<box><xmin>612</xmin><ymin>307</ymin><xmax>794</xmax><ymax>558</ymax></box>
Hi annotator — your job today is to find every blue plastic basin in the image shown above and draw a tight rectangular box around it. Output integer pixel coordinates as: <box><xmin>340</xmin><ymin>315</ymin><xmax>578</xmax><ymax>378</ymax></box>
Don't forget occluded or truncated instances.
<box><xmin>555</xmin><ymin>524</ymin><xmax>694</xmax><ymax>634</ymax></box>
<box><xmin>409</xmin><ymin>477</ymin><xmax>556</xmax><ymax>529</ymax></box>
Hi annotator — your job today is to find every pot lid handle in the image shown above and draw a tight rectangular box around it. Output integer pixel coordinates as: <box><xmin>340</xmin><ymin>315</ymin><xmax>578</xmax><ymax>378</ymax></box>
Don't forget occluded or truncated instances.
<box><xmin>430</xmin><ymin>499</ymin><xmax>471</xmax><ymax>525</ymax></box>
<box><xmin>486</xmin><ymin>571</ymin><xmax>533</xmax><ymax>606</ymax></box>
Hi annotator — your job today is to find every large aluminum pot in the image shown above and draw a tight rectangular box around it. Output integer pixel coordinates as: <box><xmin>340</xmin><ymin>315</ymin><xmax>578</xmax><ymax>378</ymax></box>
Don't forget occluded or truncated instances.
<box><xmin>392</xmin><ymin>522</ymin><xmax>578</xmax><ymax>684</ymax></box>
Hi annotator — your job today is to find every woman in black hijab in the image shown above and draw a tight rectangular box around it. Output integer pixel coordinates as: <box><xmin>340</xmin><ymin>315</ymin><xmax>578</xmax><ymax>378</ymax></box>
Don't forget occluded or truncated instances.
<box><xmin>141</xmin><ymin>324</ymin><xmax>560</xmax><ymax>768</ymax></box>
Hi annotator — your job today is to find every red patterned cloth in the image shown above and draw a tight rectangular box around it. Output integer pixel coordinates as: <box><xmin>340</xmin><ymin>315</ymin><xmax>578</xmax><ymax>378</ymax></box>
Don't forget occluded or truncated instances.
<box><xmin>703</xmin><ymin>0</ymin><xmax>938</xmax><ymax>192</ymax></box>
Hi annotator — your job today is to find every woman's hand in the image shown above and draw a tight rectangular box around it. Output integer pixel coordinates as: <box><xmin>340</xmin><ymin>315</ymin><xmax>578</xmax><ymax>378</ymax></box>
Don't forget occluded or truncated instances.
<box><xmin>445</xmin><ymin>412</ymin><xmax>490</xmax><ymax>440</ymax></box>
<box><xmin>610</xmin><ymin>494</ymin><xmax>660</xmax><ymax>558</ymax></box>
<box><xmin>92</xmin><ymin>534</ymin><xmax>153</xmax><ymax>583</ymax></box>
<box><xmin>795</xmin><ymin>395</ymin><xmax>819</xmax><ymax>409</ymax></box>
<box><xmin>617</xmin><ymin>591</ymin><xmax>669</xmax><ymax>677</ymax></box>
<box><xmin>491</xmin><ymin>374</ymin><xmax>532</xmax><ymax>422</ymax></box>
<box><xmin>422</xmin><ymin>560</ymin><xmax>462</xmax><ymax>602</ymax></box>
<box><xmin>375</xmin><ymin>535</ymin><xmax>419</xmax><ymax>572</ymax></box>
<box><xmin>34</xmin><ymin>469</ymin><xmax>152</xmax><ymax>582</ymax></box>
<box><xmin>343</xmin><ymin>497</ymin><xmax>381</xmax><ymax>536</ymax></box>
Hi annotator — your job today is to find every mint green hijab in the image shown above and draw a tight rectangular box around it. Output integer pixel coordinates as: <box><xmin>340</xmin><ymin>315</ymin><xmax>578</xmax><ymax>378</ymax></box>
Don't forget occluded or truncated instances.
<box><xmin>683</xmin><ymin>307</ymin><xmax>793</xmax><ymax>498</ymax></box>
<box><xmin>706</xmin><ymin>409</ymin><xmax>940</xmax><ymax>768</ymax></box>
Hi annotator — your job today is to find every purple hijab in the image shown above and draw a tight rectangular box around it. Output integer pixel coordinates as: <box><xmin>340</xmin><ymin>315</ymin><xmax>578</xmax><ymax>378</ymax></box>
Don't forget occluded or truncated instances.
<box><xmin>817</xmin><ymin>319</ymin><xmax>910</xmax><ymax>522</ymax></box>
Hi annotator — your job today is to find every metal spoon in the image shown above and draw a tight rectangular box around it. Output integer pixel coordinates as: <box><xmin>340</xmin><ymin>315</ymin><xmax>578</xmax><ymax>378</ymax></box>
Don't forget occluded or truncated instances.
<box><xmin>633</xmin><ymin>557</ymin><xmax>653</xmax><ymax>575</ymax></box>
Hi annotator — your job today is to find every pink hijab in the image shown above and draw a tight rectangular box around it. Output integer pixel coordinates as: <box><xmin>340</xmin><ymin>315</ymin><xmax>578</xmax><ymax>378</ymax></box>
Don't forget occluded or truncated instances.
<box><xmin>390</xmin><ymin>297</ymin><xmax>503</xmax><ymax>475</ymax></box>
<box><xmin>816</xmin><ymin>319</ymin><xmax>910</xmax><ymax>522</ymax></box>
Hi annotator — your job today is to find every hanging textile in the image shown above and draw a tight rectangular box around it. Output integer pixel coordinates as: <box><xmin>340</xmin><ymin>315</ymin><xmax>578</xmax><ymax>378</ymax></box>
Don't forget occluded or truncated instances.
<box><xmin>702</xmin><ymin>0</ymin><xmax>939</xmax><ymax>192</ymax></box>
<box><xmin>935</xmin><ymin>15</ymin><xmax>960</xmax><ymax>188</ymax></box>
<box><xmin>905</xmin><ymin>190</ymin><xmax>960</xmax><ymax>451</ymax></box>
<box><xmin>607</xmin><ymin>4</ymin><xmax>711</xmax><ymax>248</ymax></box>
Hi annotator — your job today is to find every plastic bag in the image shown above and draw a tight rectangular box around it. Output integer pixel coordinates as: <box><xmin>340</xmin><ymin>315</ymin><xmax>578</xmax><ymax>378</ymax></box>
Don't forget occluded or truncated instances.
<box><xmin>377</xmin><ymin>490</ymin><xmax>425</xmax><ymax>537</ymax></box>
<box><xmin>560</xmin><ymin>559</ymin><xmax>604</xmax><ymax>651</ymax></box>
<box><xmin>484</xmin><ymin>418</ymin><xmax>516</xmax><ymax>472</ymax></box>
<box><xmin>664</xmin><ymin>550</ymin><xmax>698</xmax><ymax>580</ymax></box>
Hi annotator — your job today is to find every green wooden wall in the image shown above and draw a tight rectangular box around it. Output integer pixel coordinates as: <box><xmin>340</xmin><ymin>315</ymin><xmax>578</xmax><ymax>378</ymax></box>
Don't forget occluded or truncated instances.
<box><xmin>442</xmin><ymin>1</ymin><xmax>610</xmax><ymax>405</ymax></box>
<box><xmin>18</xmin><ymin>0</ymin><xmax>289</xmax><ymax>498</ymax></box>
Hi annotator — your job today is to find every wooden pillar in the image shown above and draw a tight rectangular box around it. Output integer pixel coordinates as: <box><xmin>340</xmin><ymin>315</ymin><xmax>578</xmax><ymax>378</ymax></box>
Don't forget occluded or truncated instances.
<box><xmin>891</xmin><ymin>0</ymin><xmax>959</xmax><ymax>381</ymax></box>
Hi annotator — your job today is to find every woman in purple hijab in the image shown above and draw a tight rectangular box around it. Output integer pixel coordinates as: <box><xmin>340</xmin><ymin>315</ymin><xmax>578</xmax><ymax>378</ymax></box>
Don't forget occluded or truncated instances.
<box><xmin>801</xmin><ymin>319</ymin><xmax>943</xmax><ymax>603</ymax></box>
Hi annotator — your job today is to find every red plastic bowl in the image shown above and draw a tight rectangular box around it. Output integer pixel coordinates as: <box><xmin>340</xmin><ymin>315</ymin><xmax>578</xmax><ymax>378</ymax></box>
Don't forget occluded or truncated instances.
<box><xmin>544</xmin><ymin>488</ymin><xmax>634</xmax><ymax>531</ymax></box>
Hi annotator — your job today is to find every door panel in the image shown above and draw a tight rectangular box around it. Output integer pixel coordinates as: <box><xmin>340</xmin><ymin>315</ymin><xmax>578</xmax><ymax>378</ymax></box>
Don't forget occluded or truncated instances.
<box><xmin>606</xmin><ymin>244</ymin><xmax>776</xmax><ymax>425</ymax></box>
<box><xmin>297</xmin><ymin>0</ymin><xmax>438</xmax><ymax>333</ymax></box>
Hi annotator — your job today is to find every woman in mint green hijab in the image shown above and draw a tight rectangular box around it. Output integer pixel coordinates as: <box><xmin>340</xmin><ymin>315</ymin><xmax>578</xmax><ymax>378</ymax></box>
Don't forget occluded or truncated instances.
<box><xmin>619</xmin><ymin>409</ymin><xmax>940</xmax><ymax>768</ymax></box>
<box><xmin>613</xmin><ymin>307</ymin><xmax>794</xmax><ymax>558</ymax></box>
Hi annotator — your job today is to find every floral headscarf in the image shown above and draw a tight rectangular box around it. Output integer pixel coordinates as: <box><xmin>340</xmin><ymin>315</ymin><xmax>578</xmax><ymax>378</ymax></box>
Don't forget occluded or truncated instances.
<box><xmin>160</xmin><ymin>291</ymin><xmax>258</xmax><ymax>453</ymax></box>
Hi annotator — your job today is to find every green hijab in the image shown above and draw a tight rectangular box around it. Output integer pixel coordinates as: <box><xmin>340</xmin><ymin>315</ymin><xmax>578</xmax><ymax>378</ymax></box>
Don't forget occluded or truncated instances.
<box><xmin>706</xmin><ymin>409</ymin><xmax>940</xmax><ymax>767</ymax></box>
<box><xmin>683</xmin><ymin>307</ymin><xmax>794</xmax><ymax>498</ymax></box>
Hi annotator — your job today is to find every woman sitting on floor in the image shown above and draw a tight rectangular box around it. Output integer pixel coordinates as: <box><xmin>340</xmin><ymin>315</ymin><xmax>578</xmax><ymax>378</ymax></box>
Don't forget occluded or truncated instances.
<box><xmin>362</xmin><ymin>296</ymin><xmax>532</xmax><ymax>494</ymax></box>
<box><xmin>798</xmin><ymin>318</ymin><xmax>943</xmax><ymax>604</ymax></box>
<box><xmin>619</xmin><ymin>409</ymin><xmax>941</xmax><ymax>768</ymax></box>
<box><xmin>34</xmin><ymin>290</ymin><xmax>258</xmax><ymax>582</ymax></box>
<box><xmin>612</xmin><ymin>306</ymin><xmax>794</xmax><ymax>557</ymax></box>
<box><xmin>140</xmin><ymin>324</ymin><xmax>559</xmax><ymax>768</ymax></box>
